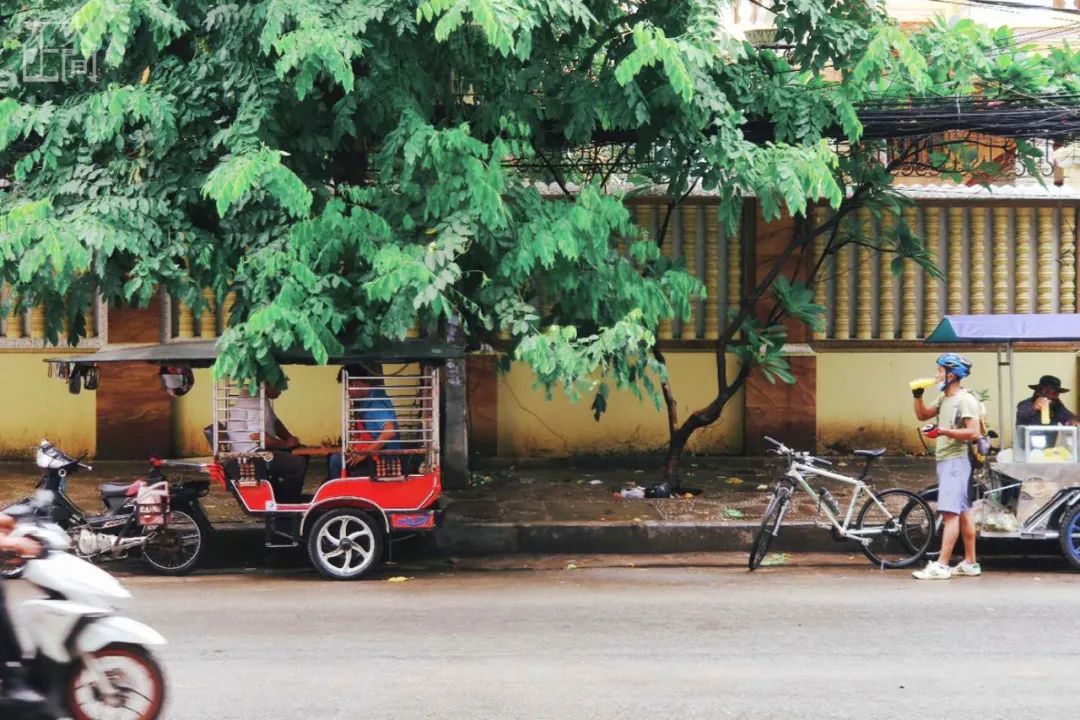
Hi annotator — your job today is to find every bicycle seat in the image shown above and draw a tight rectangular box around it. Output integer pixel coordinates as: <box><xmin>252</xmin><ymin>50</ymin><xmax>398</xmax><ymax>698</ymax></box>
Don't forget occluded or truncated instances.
<box><xmin>100</xmin><ymin>481</ymin><xmax>141</xmax><ymax>498</ymax></box>
<box><xmin>853</xmin><ymin>448</ymin><xmax>886</xmax><ymax>459</ymax></box>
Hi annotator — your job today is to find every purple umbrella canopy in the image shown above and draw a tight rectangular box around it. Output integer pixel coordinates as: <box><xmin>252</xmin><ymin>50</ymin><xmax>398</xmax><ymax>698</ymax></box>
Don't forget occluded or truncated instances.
<box><xmin>926</xmin><ymin>314</ymin><xmax>1080</xmax><ymax>344</ymax></box>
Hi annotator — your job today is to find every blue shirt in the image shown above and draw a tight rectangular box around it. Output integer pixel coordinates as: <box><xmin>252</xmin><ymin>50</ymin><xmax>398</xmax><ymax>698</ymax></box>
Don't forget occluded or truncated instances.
<box><xmin>351</xmin><ymin>388</ymin><xmax>401</xmax><ymax>452</ymax></box>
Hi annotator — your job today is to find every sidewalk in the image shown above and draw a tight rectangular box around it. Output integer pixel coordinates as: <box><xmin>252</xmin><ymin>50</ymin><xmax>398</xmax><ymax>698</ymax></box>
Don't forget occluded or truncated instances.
<box><xmin>0</xmin><ymin>455</ymin><xmax>939</xmax><ymax>556</ymax></box>
<box><xmin>438</xmin><ymin>455</ymin><xmax>935</xmax><ymax>554</ymax></box>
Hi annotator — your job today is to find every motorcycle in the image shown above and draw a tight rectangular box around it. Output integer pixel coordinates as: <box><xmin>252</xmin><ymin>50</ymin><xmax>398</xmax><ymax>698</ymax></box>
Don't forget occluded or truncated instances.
<box><xmin>3</xmin><ymin>441</ymin><xmax>212</xmax><ymax>577</ymax></box>
<box><xmin>0</xmin><ymin>490</ymin><xmax>168</xmax><ymax>720</ymax></box>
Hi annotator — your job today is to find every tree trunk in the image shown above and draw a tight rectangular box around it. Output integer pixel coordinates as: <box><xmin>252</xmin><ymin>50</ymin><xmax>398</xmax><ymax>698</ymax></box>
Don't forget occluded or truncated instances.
<box><xmin>660</xmin><ymin>354</ymin><xmax>752</xmax><ymax>488</ymax></box>
<box><xmin>440</xmin><ymin>316</ymin><xmax>470</xmax><ymax>489</ymax></box>
<box><xmin>663</xmin><ymin>421</ymin><xmax>697</xmax><ymax>486</ymax></box>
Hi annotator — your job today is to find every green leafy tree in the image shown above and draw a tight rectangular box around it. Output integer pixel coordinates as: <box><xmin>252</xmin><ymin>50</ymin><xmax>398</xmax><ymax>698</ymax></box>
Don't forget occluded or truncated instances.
<box><xmin>0</xmin><ymin>2</ymin><xmax>1076</xmax><ymax>479</ymax></box>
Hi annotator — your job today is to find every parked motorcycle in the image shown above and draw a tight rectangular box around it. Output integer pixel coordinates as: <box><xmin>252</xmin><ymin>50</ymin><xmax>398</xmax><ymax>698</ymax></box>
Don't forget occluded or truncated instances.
<box><xmin>3</xmin><ymin>441</ymin><xmax>212</xmax><ymax>576</ymax></box>
<box><xmin>0</xmin><ymin>490</ymin><xmax>168</xmax><ymax>720</ymax></box>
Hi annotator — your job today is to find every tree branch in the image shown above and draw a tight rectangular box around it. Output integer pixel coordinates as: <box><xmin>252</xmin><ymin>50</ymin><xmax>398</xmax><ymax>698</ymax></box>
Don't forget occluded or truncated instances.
<box><xmin>535</xmin><ymin>149</ymin><xmax>573</xmax><ymax>199</ymax></box>
<box><xmin>598</xmin><ymin>144</ymin><xmax>631</xmax><ymax>190</ymax></box>
<box><xmin>655</xmin><ymin>173</ymin><xmax>699</xmax><ymax>249</ymax></box>
<box><xmin>652</xmin><ymin>345</ymin><xmax>678</xmax><ymax>436</ymax></box>
<box><xmin>576</xmin><ymin>6</ymin><xmax>649</xmax><ymax>74</ymax></box>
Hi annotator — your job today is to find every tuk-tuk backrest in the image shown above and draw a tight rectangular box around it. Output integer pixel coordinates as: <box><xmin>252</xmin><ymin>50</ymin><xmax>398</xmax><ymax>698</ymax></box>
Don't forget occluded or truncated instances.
<box><xmin>219</xmin><ymin>454</ymin><xmax>271</xmax><ymax>487</ymax></box>
<box><xmin>213</xmin><ymin>380</ymin><xmax>266</xmax><ymax>456</ymax></box>
<box><xmin>342</xmin><ymin>366</ymin><xmax>440</xmax><ymax>473</ymax></box>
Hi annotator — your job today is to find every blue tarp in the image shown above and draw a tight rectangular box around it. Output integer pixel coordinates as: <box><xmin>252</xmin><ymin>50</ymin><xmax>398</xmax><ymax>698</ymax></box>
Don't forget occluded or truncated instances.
<box><xmin>925</xmin><ymin>314</ymin><xmax>1080</xmax><ymax>343</ymax></box>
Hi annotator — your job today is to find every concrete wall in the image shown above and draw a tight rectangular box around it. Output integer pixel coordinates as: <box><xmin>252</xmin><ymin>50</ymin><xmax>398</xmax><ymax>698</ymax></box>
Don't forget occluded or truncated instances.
<box><xmin>817</xmin><ymin>350</ymin><xmax>1078</xmax><ymax>454</ymax></box>
<box><xmin>495</xmin><ymin>352</ymin><xmax>745</xmax><ymax>457</ymax></box>
<box><xmin>0</xmin><ymin>353</ymin><xmax>95</xmax><ymax>459</ymax></box>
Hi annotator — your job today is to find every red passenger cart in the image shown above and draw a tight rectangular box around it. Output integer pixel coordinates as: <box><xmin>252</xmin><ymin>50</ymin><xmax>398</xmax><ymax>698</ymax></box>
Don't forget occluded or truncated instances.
<box><xmin>47</xmin><ymin>340</ymin><xmax>460</xmax><ymax>579</ymax></box>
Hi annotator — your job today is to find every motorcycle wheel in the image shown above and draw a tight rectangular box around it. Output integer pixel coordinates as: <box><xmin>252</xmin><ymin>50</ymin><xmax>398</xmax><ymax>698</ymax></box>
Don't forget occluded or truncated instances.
<box><xmin>66</xmin><ymin>643</ymin><xmax>166</xmax><ymax>720</ymax></box>
<box><xmin>140</xmin><ymin>509</ymin><xmax>206</xmax><ymax>576</ymax></box>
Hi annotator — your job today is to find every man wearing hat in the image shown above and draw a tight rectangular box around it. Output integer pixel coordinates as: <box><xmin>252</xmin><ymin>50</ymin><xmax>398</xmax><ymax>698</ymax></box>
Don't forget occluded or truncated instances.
<box><xmin>1016</xmin><ymin>375</ymin><xmax>1078</xmax><ymax>427</ymax></box>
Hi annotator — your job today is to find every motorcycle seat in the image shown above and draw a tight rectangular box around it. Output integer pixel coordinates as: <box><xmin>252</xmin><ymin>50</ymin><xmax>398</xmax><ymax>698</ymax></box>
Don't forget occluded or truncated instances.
<box><xmin>853</xmin><ymin>448</ymin><xmax>886</xmax><ymax>459</ymax></box>
<box><xmin>100</xmin><ymin>481</ymin><xmax>141</xmax><ymax>498</ymax></box>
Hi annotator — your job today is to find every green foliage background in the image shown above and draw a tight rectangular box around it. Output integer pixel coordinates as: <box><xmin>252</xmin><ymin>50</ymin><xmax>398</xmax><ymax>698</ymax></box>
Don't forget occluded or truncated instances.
<box><xmin>1</xmin><ymin>1</ymin><xmax>1077</xmax><ymax>432</ymax></box>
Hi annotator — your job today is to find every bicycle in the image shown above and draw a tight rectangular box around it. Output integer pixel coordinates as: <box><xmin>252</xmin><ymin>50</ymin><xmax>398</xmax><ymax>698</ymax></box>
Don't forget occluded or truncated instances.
<box><xmin>748</xmin><ymin>436</ymin><xmax>936</xmax><ymax>571</ymax></box>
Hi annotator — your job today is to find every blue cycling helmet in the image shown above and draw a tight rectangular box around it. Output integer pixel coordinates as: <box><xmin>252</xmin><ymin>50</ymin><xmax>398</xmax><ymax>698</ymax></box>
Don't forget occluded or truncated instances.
<box><xmin>936</xmin><ymin>353</ymin><xmax>972</xmax><ymax>380</ymax></box>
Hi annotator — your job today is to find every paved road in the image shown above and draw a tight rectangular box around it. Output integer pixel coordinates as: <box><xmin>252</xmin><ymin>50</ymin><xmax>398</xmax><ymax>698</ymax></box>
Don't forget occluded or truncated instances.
<box><xmin>6</xmin><ymin>555</ymin><xmax>1078</xmax><ymax>719</ymax></box>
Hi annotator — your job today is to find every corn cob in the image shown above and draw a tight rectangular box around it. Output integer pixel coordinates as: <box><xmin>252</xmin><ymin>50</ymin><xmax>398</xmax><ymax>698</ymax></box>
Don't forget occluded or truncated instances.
<box><xmin>909</xmin><ymin>377</ymin><xmax>937</xmax><ymax>391</ymax></box>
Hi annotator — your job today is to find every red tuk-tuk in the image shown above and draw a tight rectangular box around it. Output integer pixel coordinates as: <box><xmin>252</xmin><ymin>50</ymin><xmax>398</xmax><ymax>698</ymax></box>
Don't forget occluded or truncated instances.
<box><xmin>47</xmin><ymin>339</ymin><xmax>460</xmax><ymax>579</ymax></box>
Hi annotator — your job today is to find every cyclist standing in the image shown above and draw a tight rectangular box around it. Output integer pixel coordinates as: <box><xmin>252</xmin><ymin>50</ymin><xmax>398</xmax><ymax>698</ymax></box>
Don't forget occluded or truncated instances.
<box><xmin>911</xmin><ymin>354</ymin><xmax>982</xmax><ymax>580</ymax></box>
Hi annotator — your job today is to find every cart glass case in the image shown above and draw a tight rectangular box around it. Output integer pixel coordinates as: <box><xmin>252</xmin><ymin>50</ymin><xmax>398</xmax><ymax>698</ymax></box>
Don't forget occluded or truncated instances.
<box><xmin>1014</xmin><ymin>425</ymin><xmax>1078</xmax><ymax>463</ymax></box>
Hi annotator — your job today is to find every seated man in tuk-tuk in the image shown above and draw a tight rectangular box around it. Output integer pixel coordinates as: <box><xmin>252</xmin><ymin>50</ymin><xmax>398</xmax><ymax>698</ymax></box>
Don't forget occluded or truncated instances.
<box><xmin>225</xmin><ymin>384</ymin><xmax>308</xmax><ymax>503</ymax></box>
<box><xmin>327</xmin><ymin>364</ymin><xmax>402</xmax><ymax>480</ymax></box>
<box><xmin>1016</xmin><ymin>375</ymin><xmax>1078</xmax><ymax>428</ymax></box>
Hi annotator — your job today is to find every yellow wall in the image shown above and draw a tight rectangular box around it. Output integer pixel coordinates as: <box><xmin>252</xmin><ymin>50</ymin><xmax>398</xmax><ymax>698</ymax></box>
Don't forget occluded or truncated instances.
<box><xmin>163</xmin><ymin>350</ymin><xmax>1078</xmax><ymax>459</ymax></box>
<box><xmin>496</xmin><ymin>352</ymin><xmax>745</xmax><ymax>457</ymax></box>
<box><xmin>817</xmin><ymin>351</ymin><xmax>1078</xmax><ymax>454</ymax></box>
<box><xmin>173</xmin><ymin>366</ymin><xmax>344</xmax><ymax>456</ymax></box>
<box><xmin>172</xmin><ymin>364</ymin><xmax>421</xmax><ymax>457</ymax></box>
<box><xmin>0</xmin><ymin>353</ymin><xmax>96</xmax><ymax>459</ymax></box>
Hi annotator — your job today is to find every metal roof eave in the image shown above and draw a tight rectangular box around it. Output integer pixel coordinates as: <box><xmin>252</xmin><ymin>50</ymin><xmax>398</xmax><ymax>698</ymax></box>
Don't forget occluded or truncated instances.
<box><xmin>45</xmin><ymin>339</ymin><xmax>466</xmax><ymax>368</ymax></box>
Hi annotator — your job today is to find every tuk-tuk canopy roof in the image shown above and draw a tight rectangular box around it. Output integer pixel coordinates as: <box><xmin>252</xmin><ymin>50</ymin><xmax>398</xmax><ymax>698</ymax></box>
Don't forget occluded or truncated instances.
<box><xmin>926</xmin><ymin>314</ymin><xmax>1080</xmax><ymax>344</ymax></box>
<box><xmin>46</xmin><ymin>339</ymin><xmax>465</xmax><ymax>369</ymax></box>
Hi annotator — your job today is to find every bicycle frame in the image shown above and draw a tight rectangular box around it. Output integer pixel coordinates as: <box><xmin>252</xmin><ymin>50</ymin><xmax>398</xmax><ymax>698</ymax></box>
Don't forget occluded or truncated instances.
<box><xmin>781</xmin><ymin>459</ymin><xmax>897</xmax><ymax>544</ymax></box>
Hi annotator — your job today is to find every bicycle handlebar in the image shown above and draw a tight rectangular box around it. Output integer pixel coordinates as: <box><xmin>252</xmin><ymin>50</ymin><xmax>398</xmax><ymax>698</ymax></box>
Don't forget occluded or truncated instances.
<box><xmin>762</xmin><ymin>435</ymin><xmax>831</xmax><ymax>466</ymax></box>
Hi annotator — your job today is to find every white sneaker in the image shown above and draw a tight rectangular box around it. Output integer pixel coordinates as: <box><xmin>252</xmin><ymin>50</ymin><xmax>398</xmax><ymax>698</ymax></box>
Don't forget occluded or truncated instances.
<box><xmin>951</xmin><ymin>561</ymin><xmax>982</xmax><ymax>577</ymax></box>
<box><xmin>912</xmin><ymin>561</ymin><xmax>952</xmax><ymax>580</ymax></box>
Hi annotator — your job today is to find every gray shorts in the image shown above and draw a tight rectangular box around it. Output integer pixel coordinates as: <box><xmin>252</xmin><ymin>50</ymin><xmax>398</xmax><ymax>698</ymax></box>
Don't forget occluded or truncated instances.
<box><xmin>936</xmin><ymin>456</ymin><xmax>973</xmax><ymax>515</ymax></box>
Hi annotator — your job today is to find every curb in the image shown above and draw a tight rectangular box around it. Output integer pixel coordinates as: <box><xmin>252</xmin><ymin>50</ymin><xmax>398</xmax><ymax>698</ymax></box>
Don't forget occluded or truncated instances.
<box><xmin>432</xmin><ymin>521</ymin><xmax>849</xmax><ymax>556</ymax></box>
<box><xmin>200</xmin><ymin>521</ymin><xmax>852</xmax><ymax>566</ymax></box>
<box><xmin>188</xmin><ymin>522</ymin><xmax>1060</xmax><ymax>570</ymax></box>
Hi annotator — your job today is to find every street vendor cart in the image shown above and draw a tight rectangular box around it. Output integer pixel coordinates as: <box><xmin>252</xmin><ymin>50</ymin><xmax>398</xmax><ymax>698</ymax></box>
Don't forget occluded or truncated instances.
<box><xmin>44</xmin><ymin>339</ymin><xmax>461</xmax><ymax>579</ymax></box>
<box><xmin>925</xmin><ymin>314</ymin><xmax>1080</xmax><ymax>569</ymax></box>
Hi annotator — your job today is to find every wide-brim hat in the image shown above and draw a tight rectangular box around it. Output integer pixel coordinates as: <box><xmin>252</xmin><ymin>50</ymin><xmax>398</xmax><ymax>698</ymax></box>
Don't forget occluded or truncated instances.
<box><xmin>1030</xmin><ymin>374</ymin><xmax>1069</xmax><ymax>393</ymax></box>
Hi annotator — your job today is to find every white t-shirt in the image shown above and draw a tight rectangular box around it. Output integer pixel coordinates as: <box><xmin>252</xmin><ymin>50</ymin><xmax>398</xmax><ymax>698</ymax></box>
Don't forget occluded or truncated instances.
<box><xmin>225</xmin><ymin>396</ymin><xmax>260</xmax><ymax>453</ymax></box>
<box><xmin>264</xmin><ymin>400</ymin><xmax>280</xmax><ymax>441</ymax></box>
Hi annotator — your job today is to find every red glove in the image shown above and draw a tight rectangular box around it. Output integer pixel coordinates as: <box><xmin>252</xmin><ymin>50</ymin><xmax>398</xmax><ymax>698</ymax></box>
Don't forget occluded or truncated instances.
<box><xmin>921</xmin><ymin>424</ymin><xmax>942</xmax><ymax>439</ymax></box>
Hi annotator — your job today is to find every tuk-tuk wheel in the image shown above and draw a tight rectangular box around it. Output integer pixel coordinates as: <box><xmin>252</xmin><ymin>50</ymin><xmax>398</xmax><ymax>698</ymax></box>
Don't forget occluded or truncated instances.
<box><xmin>306</xmin><ymin>509</ymin><xmax>384</xmax><ymax>580</ymax></box>
<box><xmin>1057</xmin><ymin>504</ymin><xmax>1080</xmax><ymax>571</ymax></box>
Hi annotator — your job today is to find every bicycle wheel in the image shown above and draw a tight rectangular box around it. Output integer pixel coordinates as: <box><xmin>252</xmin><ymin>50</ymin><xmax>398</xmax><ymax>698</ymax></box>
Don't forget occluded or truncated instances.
<box><xmin>749</xmin><ymin>483</ymin><xmax>791</xmax><ymax>571</ymax></box>
<box><xmin>854</xmin><ymin>489</ymin><xmax>935</xmax><ymax>569</ymax></box>
<box><xmin>917</xmin><ymin>484</ymin><xmax>943</xmax><ymax>560</ymax></box>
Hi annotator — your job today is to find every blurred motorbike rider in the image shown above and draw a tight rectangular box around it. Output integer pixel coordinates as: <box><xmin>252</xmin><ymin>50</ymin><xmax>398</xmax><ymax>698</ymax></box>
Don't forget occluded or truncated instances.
<box><xmin>0</xmin><ymin>511</ymin><xmax>45</xmax><ymax>708</ymax></box>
